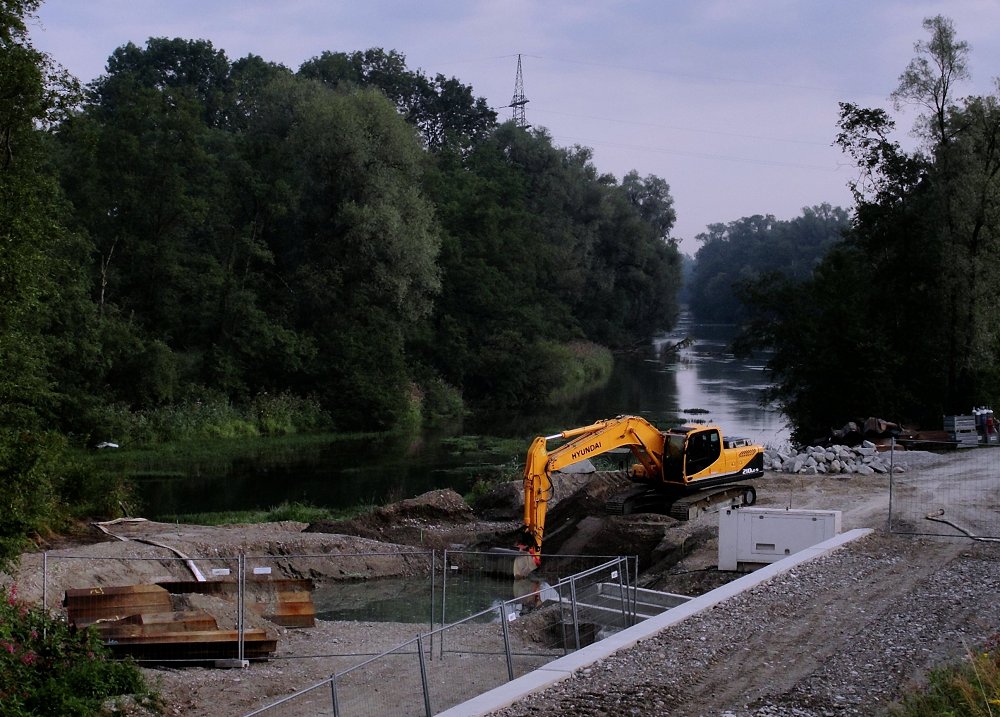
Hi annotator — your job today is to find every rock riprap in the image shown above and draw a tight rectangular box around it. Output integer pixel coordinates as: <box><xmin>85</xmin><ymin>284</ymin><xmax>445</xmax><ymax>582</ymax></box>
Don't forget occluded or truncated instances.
<box><xmin>764</xmin><ymin>441</ymin><xmax>905</xmax><ymax>475</ymax></box>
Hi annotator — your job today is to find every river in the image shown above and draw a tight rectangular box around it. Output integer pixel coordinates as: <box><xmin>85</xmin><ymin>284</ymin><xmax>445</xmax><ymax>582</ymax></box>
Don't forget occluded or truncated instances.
<box><xmin>135</xmin><ymin>316</ymin><xmax>788</xmax><ymax>518</ymax></box>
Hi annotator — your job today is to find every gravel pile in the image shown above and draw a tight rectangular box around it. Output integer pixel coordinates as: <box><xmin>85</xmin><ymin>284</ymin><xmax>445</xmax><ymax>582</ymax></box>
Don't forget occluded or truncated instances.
<box><xmin>488</xmin><ymin>532</ymin><xmax>1000</xmax><ymax>717</ymax></box>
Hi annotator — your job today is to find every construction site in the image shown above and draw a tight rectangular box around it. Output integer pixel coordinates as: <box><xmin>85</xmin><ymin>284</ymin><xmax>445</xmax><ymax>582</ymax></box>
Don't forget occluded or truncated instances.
<box><xmin>5</xmin><ymin>442</ymin><xmax>1000</xmax><ymax>716</ymax></box>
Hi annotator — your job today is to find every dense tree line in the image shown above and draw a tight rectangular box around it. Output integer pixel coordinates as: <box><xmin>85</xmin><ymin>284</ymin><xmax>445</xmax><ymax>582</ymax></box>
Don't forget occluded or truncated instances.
<box><xmin>4</xmin><ymin>7</ymin><xmax>683</xmax><ymax>440</ymax></box>
<box><xmin>737</xmin><ymin>16</ymin><xmax>1000</xmax><ymax>442</ymax></box>
<box><xmin>688</xmin><ymin>204</ymin><xmax>850</xmax><ymax>323</ymax></box>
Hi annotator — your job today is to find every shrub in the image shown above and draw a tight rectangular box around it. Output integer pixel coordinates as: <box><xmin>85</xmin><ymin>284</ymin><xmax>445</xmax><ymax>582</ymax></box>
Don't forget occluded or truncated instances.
<box><xmin>545</xmin><ymin>340</ymin><xmax>614</xmax><ymax>403</ymax></box>
<box><xmin>83</xmin><ymin>392</ymin><xmax>333</xmax><ymax>446</ymax></box>
<box><xmin>250</xmin><ymin>392</ymin><xmax>332</xmax><ymax>436</ymax></box>
<box><xmin>0</xmin><ymin>585</ymin><xmax>155</xmax><ymax>716</ymax></box>
<box><xmin>0</xmin><ymin>431</ymin><xmax>65</xmax><ymax>571</ymax></box>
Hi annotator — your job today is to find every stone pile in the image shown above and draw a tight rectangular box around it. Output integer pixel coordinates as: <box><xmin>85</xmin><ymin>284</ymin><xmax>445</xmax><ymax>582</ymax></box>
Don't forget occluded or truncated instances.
<box><xmin>764</xmin><ymin>440</ymin><xmax>905</xmax><ymax>475</ymax></box>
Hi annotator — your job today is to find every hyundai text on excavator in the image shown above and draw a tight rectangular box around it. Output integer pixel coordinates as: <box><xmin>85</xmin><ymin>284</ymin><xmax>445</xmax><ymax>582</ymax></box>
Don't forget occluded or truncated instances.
<box><xmin>515</xmin><ymin>415</ymin><xmax>764</xmax><ymax>568</ymax></box>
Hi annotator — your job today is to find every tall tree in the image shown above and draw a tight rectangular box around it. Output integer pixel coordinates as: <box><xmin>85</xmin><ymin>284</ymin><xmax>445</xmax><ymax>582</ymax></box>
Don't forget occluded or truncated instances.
<box><xmin>299</xmin><ymin>49</ymin><xmax>496</xmax><ymax>151</ymax></box>
<box><xmin>891</xmin><ymin>14</ymin><xmax>970</xmax><ymax>147</ymax></box>
<box><xmin>689</xmin><ymin>206</ymin><xmax>849</xmax><ymax>323</ymax></box>
<box><xmin>0</xmin><ymin>0</ymin><xmax>92</xmax><ymax>565</ymax></box>
<box><xmin>740</xmin><ymin>16</ymin><xmax>1000</xmax><ymax>440</ymax></box>
<box><xmin>0</xmin><ymin>0</ymin><xmax>82</xmax><ymax>426</ymax></box>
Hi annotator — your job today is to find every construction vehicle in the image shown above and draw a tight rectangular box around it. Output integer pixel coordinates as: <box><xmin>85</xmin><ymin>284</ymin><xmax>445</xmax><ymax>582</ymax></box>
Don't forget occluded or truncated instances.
<box><xmin>516</xmin><ymin>415</ymin><xmax>764</xmax><ymax>566</ymax></box>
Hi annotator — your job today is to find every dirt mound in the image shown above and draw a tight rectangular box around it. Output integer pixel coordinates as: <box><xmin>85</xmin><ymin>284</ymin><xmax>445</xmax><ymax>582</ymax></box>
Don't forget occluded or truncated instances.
<box><xmin>479</xmin><ymin>471</ymin><xmax>720</xmax><ymax>584</ymax></box>
<box><xmin>472</xmin><ymin>472</ymin><xmax>596</xmax><ymax>520</ymax></box>
<box><xmin>306</xmin><ymin>489</ymin><xmax>499</xmax><ymax>549</ymax></box>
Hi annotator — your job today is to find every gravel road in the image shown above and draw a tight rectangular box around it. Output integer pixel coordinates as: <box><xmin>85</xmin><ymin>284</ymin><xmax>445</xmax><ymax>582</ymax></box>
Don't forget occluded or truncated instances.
<box><xmin>488</xmin><ymin>531</ymin><xmax>1000</xmax><ymax>717</ymax></box>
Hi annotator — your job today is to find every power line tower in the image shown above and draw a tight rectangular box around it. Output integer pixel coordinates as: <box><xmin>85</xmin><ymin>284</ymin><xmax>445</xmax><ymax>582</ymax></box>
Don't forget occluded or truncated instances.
<box><xmin>510</xmin><ymin>54</ymin><xmax>529</xmax><ymax>128</ymax></box>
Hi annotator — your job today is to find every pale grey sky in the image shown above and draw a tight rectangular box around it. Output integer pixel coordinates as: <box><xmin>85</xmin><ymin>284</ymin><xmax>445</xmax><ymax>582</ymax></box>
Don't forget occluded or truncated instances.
<box><xmin>30</xmin><ymin>0</ymin><xmax>1000</xmax><ymax>250</ymax></box>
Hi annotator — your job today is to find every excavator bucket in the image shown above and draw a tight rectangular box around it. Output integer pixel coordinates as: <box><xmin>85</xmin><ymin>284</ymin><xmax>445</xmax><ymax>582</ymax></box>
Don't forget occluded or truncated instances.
<box><xmin>512</xmin><ymin>553</ymin><xmax>538</xmax><ymax>578</ymax></box>
<box><xmin>486</xmin><ymin>547</ymin><xmax>539</xmax><ymax>578</ymax></box>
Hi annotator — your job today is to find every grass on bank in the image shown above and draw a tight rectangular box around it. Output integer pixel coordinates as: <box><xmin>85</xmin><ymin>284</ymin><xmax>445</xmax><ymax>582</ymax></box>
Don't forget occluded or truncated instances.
<box><xmin>547</xmin><ymin>341</ymin><xmax>614</xmax><ymax>403</ymax></box>
<box><xmin>892</xmin><ymin>644</ymin><xmax>1000</xmax><ymax>716</ymax></box>
<box><xmin>85</xmin><ymin>391</ymin><xmax>334</xmax><ymax>447</ymax></box>
<box><xmin>156</xmin><ymin>500</ymin><xmax>364</xmax><ymax>526</ymax></box>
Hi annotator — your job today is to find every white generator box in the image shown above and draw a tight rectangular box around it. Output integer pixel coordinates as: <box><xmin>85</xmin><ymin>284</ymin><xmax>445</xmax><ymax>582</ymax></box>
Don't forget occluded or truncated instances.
<box><xmin>718</xmin><ymin>507</ymin><xmax>842</xmax><ymax>571</ymax></box>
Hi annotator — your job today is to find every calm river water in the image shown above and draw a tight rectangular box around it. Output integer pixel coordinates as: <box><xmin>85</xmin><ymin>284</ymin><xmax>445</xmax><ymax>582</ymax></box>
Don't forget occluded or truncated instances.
<box><xmin>138</xmin><ymin>315</ymin><xmax>788</xmax><ymax>518</ymax></box>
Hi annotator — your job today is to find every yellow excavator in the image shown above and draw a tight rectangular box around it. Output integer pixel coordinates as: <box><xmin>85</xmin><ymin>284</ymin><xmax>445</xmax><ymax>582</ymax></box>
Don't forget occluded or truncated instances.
<box><xmin>515</xmin><ymin>415</ymin><xmax>764</xmax><ymax>568</ymax></box>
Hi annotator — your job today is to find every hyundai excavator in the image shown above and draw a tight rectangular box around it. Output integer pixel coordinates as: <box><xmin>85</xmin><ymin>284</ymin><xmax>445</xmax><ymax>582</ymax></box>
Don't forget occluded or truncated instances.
<box><xmin>515</xmin><ymin>415</ymin><xmax>764</xmax><ymax>568</ymax></box>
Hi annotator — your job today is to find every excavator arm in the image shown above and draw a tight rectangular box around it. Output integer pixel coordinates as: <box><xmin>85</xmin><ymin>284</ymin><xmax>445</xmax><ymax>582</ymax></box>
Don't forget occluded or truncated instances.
<box><xmin>519</xmin><ymin>416</ymin><xmax>667</xmax><ymax>561</ymax></box>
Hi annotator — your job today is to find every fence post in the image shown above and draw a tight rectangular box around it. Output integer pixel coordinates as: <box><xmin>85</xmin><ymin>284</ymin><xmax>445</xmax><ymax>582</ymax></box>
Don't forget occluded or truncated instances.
<box><xmin>429</xmin><ymin>550</ymin><xmax>436</xmax><ymax>660</ymax></box>
<box><xmin>569</xmin><ymin>575</ymin><xmax>581</xmax><ymax>651</ymax></box>
<box><xmin>440</xmin><ymin>549</ymin><xmax>448</xmax><ymax>659</ymax></box>
<box><xmin>238</xmin><ymin>553</ymin><xmax>245</xmax><ymax>663</ymax></box>
<box><xmin>558</xmin><ymin>582</ymin><xmax>568</xmax><ymax>656</ymax></box>
<box><xmin>632</xmin><ymin>555</ymin><xmax>639</xmax><ymax>625</ymax></box>
<box><xmin>616</xmin><ymin>557</ymin><xmax>628</xmax><ymax>628</ymax></box>
<box><xmin>42</xmin><ymin>551</ymin><xmax>48</xmax><ymax>613</ymax></box>
<box><xmin>888</xmin><ymin>437</ymin><xmax>895</xmax><ymax>533</ymax></box>
<box><xmin>498</xmin><ymin>603</ymin><xmax>515</xmax><ymax>682</ymax></box>
<box><xmin>330</xmin><ymin>672</ymin><xmax>340</xmax><ymax>717</ymax></box>
<box><xmin>417</xmin><ymin>633</ymin><xmax>433</xmax><ymax>717</ymax></box>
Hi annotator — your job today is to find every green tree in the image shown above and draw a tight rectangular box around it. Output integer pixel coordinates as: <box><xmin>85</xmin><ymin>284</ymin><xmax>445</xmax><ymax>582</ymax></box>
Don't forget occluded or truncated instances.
<box><xmin>280</xmin><ymin>83</ymin><xmax>442</xmax><ymax>427</ymax></box>
<box><xmin>739</xmin><ymin>16</ymin><xmax>1000</xmax><ymax>440</ymax></box>
<box><xmin>890</xmin><ymin>14</ymin><xmax>970</xmax><ymax>147</ymax></box>
<box><xmin>0</xmin><ymin>0</ymin><xmax>81</xmax><ymax>427</ymax></box>
<box><xmin>299</xmin><ymin>48</ymin><xmax>497</xmax><ymax>151</ymax></box>
<box><xmin>420</xmin><ymin>124</ymin><xmax>681</xmax><ymax>405</ymax></box>
<box><xmin>0</xmin><ymin>0</ymin><xmax>96</xmax><ymax>566</ymax></box>
<box><xmin>689</xmin><ymin>206</ymin><xmax>849</xmax><ymax>323</ymax></box>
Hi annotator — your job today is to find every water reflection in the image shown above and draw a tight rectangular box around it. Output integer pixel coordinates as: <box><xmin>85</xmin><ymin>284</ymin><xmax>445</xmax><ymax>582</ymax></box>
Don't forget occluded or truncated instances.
<box><xmin>139</xmin><ymin>314</ymin><xmax>787</xmax><ymax>516</ymax></box>
<box><xmin>661</xmin><ymin>315</ymin><xmax>789</xmax><ymax>448</ymax></box>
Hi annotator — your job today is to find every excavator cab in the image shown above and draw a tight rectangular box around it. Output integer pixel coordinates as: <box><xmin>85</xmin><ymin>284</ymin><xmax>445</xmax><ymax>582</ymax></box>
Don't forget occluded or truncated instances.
<box><xmin>662</xmin><ymin>432</ymin><xmax>686</xmax><ymax>483</ymax></box>
<box><xmin>684</xmin><ymin>427</ymin><xmax>721</xmax><ymax>477</ymax></box>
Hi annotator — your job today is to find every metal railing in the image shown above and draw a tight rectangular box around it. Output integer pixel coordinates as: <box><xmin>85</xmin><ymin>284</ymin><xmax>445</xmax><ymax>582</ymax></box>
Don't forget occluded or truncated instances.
<box><xmin>243</xmin><ymin>556</ymin><xmax>635</xmax><ymax>716</ymax></box>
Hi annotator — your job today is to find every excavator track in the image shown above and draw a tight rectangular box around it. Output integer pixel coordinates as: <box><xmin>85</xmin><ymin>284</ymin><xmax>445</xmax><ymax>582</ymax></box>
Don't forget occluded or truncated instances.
<box><xmin>605</xmin><ymin>483</ymin><xmax>756</xmax><ymax>520</ymax></box>
<box><xmin>668</xmin><ymin>484</ymin><xmax>756</xmax><ymax>520</ymax></box>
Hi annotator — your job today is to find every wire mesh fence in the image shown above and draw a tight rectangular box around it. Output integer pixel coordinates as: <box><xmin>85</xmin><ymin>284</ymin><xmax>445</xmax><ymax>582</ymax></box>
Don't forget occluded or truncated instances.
<box><xmin>25</xmin><ymin>546</ymin><xmax>645</xmax><ymax>715</ymax></box>
<box><xmin>889</xmin><ymin>439</ymin><xmax>1000</xmax><ymax>539</ymax></box>
<box><xmin>439</xmin><ymin>550</ymin><xmax>638</xmax><ymax>626</ymax></box>
<box><xmin>243</xmin><ymin>556</ymin><xmax>635</xmax><ymax>717</ymax></box>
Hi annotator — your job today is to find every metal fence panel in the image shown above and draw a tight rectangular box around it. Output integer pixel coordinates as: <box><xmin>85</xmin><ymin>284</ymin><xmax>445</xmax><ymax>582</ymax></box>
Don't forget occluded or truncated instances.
<box><xmin>889</xmin><ymin>441</ymin><xmax>1000</xmax><ymax>539</ymax></box>
<box><xmin>332</xmin><ymin>638</ymin><xmax>430</xmax><ymax>717</ymax></box>
<box><xmin>439</xmin><ymin>550</ymin><xmax>635</xmax><ymax>626</ymax></box>
<box><xmin>244</xmin><ymin>556</ymin><xmax>637</xmax><ymax>716</ymax></box>
<box><xmin>33</xmin><ymin>548</ymin><xmax>639</xmax><ymax>715</ymax></box>
<box><xmin>423</xmin><ymin>608</ymin><xmax>512</xmax><ymax>713</ymax></box>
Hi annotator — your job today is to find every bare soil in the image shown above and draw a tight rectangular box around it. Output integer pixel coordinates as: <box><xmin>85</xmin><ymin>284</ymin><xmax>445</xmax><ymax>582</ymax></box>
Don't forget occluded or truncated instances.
<box><xmin>4</xmin><ymin>449</ymin><xmax>994</xmax><ymax>716</ymax></box>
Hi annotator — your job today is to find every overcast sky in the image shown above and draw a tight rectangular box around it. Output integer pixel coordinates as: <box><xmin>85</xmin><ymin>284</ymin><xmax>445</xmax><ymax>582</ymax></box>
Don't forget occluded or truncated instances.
<box><xmin>29</xmin><ymin>0</ymin><xmax>1000</xmax><ymax>251</ymax></box>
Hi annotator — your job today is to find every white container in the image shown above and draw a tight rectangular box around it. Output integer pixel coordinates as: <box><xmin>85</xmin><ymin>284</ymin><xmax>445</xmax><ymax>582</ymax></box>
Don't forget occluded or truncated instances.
<box><xmin>718</xmin><ymin>507</ymin><xmax>842</xmax><ymax>571</ymax></box>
